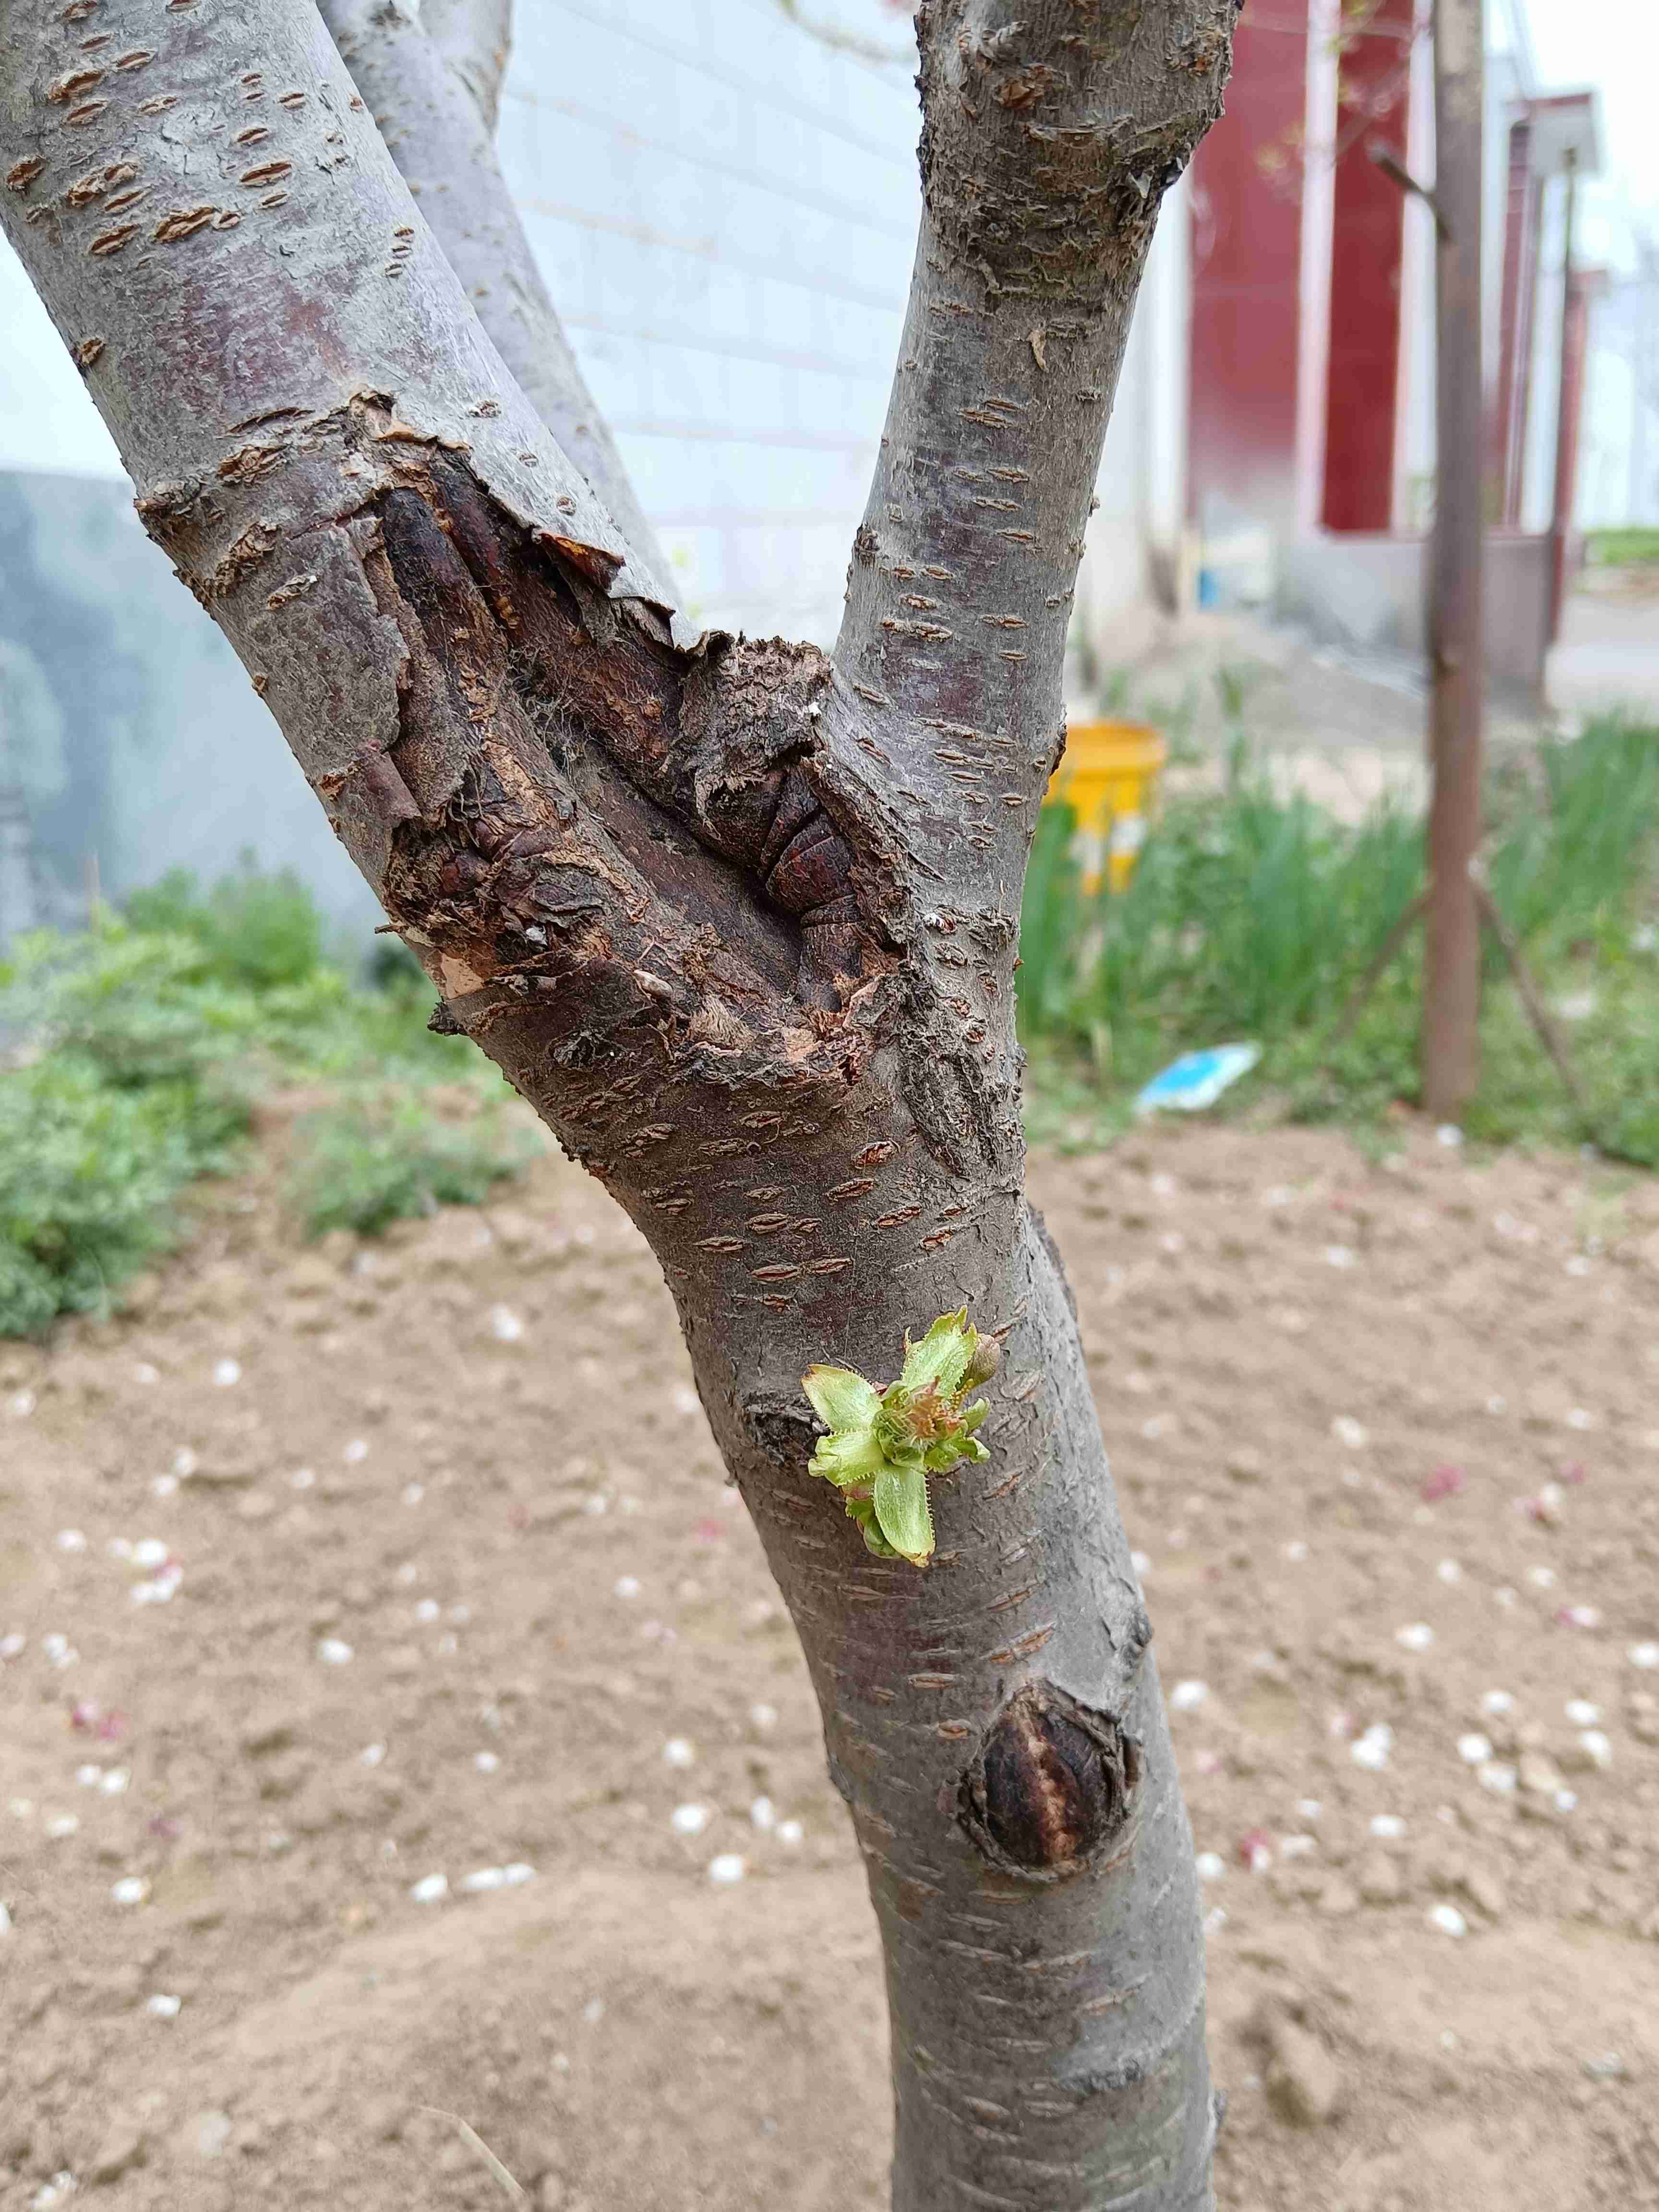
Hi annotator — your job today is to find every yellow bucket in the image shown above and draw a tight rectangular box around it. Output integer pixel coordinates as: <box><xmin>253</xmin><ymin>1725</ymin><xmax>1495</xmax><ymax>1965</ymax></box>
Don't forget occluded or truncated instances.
<box><xmin>1046</xmin><ymin>720</ymin><xmax>1166</xmax><ymax>894</ymax></box>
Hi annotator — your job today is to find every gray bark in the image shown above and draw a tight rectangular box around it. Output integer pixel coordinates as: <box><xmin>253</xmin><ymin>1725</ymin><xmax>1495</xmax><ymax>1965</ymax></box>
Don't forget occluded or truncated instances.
<box><xmin>0</xmin><ymin>4</ymin><xmax>1236</xmax><ymax>2205</ymax></box>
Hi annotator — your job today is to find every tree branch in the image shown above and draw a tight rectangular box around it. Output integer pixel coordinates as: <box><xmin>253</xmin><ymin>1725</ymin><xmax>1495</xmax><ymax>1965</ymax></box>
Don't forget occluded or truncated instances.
<box><xmin>837</xmin><ymin>0</ymin><xmax>1237</xmax><ymax>893</ymax></box>
<box><xmin>421</xmin><ymin>0</ymin><xmax>512</xmax><ymax>132</ymax></box>
<box><xmin>316</xmin><ymin>0</ymin><xmax>666</xmax><ymax>584</ymax></box>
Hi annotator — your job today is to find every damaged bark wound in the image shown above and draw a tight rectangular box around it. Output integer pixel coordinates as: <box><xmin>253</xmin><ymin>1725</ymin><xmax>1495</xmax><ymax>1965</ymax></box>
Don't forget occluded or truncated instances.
<box><xmin>0</xmin><ymin>2</ymin><xmax>1239</xmax><ymax>2205</ymax></box>
<box><xmin>959</xmin><ymin>1680</ymin><xmax>1142</xmax><ymax>1881</ymax></box>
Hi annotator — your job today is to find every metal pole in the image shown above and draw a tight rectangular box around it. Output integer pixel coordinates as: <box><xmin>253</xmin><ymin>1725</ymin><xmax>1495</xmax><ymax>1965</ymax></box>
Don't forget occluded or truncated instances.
<box><xmin>1421</xmin><ymin>0</ymin><xmax>1486</xmax><ymax>1122</ymax></box>
<box><xmin>1546</xmin><ymin>148</ymin><xmax>1579</xmax><ymax>644</ymax></box>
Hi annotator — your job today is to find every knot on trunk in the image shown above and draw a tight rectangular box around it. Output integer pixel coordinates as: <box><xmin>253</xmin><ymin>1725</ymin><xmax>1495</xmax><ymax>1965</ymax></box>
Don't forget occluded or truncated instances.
<box><xmin>957</xmin><ymin>1681</ymin><xmax>1140</xmax><ymax>1882</ymax></box>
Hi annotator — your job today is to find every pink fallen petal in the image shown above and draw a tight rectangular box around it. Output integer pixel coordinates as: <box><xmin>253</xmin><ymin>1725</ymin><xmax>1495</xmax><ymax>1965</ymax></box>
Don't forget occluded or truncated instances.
<box><xmin>1421</xmin><ymin>1466</ymin><xmax>1466</xmax><ymax>1503</ymax></box>
<box><xmin>1559</xmin><ymin>1462</ymin><xmax>1587</xmax><ymax>1485</ymax></box>
<box><xmin>1237</xmin><ymin>1829</ymin><xmax>1274</xmax><ymax>1873</ymax></box>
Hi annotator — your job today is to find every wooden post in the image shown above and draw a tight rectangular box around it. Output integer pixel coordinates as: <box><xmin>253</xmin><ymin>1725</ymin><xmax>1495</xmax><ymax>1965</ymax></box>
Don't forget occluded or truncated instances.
<box><xmin>1546</xmin><ymin>148</ymin><xmax>1580</xmax><ymax>644</ymax></box>
<box><xmin>1421</xmin><ymin>0</ymin><xmax>1486</xmax><ymax>1123</ymax></box>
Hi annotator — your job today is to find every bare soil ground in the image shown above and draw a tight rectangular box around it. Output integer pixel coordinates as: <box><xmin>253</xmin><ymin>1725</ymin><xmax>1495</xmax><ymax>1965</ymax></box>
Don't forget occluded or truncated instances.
<box><xmin>3</xmin><ymin>1120</ymin><xmax>1659</xmax><ymax>2212</ymax></box>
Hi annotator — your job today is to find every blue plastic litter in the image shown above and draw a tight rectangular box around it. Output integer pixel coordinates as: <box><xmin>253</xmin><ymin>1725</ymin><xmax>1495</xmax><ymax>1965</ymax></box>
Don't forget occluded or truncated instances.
<box><xmin>1134</xmin><ymin>1043</ymin><xmax>1262</xmax><ymax>1115</ymax></box>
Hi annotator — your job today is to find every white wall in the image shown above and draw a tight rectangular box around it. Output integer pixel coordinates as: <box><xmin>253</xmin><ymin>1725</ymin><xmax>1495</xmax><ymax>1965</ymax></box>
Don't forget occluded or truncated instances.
<box><xmin>1073</xmin><ymin>177</ymin><xmax>1191</xmax><ymax>654</ymax></box>
<box><xmin>498</xmin><ymin>0</ymin><xmax>920</xmax><ymax>644</ymax></box>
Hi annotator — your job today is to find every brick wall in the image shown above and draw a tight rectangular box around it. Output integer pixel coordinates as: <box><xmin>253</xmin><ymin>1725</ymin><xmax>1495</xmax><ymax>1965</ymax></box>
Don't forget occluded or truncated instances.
<box><xmin>500</xmin><ymin>0</ymin><xmax>921</xmax><ymax>644</ymax></box>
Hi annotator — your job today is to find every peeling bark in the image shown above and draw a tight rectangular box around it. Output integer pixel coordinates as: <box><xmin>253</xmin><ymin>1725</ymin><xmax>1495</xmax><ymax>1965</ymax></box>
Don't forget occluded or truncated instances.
<box><xmin>0</xmin><ymin>3</ymin><xmax>1237</xmax><ymax>2205</ymax></box>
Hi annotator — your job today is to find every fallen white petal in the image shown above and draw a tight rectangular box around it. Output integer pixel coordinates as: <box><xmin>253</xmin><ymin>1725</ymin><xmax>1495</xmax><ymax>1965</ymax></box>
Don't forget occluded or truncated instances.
<box><xmin>1351</xmin><ymin>1725</ymin><xmax>1393</xmax><ymax>1771</ymax></box>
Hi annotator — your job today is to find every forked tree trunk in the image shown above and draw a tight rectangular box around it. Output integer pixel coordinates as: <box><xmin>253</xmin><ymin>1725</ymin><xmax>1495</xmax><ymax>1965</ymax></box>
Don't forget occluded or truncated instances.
<box><xmin>0</xmin><ymin>4</ymin><xmax>1237</xmax><ymax>2203</ymax></box>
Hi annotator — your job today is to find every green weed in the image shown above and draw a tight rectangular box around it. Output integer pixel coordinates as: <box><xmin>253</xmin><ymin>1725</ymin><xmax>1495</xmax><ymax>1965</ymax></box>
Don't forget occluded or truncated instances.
<box><xmin>0</xmin><ymin>867</ymin><xmax>542</xmax><ymax>1335</ymax></box>
<box><xmin>1019</xmin><ymin>714</ymin><xmax>1659</xmax><ymax>1164</ymax></box>
<box><xmin>286</xmin><ymin>1093</ymin><xmax>541</xmax><ymax>1239</ymax></box>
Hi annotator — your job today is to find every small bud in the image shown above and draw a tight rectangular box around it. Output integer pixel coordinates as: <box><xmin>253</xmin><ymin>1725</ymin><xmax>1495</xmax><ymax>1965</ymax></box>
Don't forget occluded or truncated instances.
<box><xmin>962</xmin><ymin>1335</ymin><xmax>1001</xmax><ymax>1390</ymax></box>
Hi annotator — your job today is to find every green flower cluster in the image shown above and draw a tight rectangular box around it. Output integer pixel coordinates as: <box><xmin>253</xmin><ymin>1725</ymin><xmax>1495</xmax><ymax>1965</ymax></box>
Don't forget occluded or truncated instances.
<box><xmin>801</xmin><ymin>1310</ymin><xmax>999</xmax><ymax>1566</ymax></box>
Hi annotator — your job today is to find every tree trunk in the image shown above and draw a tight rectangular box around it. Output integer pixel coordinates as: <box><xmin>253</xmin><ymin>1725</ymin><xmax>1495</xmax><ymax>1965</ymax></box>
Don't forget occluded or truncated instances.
<box><xmin>0</xmin><ymin>2</ymin><xmax>1237</xmax><ymax>2202</ymax></box>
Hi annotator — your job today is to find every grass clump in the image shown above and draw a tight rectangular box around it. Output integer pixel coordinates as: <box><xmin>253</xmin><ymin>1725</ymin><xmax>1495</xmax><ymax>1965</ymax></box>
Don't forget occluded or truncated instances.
<box><xmin>0</xmin><ymin>862</ymin><xmax>542</xmax><ymax>1336</ymax></box>
<box><xmin>1584</xmin><ymin>527</ymin><xmax>1659</xmax><ymax>569</ymax></box>
<box><xmin>1019</xmin><ymin>713</ymin><xmax>1659</xmax><ymax>1162</ymax></box>
<box><xmin>287</xmin><ymin>1094</ymin><xmax>540</xmax><ymax>1239</ymax></box>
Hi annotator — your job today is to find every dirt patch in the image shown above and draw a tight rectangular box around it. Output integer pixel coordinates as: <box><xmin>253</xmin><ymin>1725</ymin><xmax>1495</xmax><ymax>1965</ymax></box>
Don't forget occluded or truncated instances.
<box><xmin>2</xmin><ymin>1122</ymin><xmax>1658</xmax><ymax>2210</ymax></box>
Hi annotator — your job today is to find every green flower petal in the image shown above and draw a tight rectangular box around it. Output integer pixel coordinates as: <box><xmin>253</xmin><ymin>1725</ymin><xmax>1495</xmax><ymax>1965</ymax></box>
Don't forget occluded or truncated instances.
<box><xmin>899</xmin><ymin>1310</ymin><xmax>975</xmax><ymax>1398</ymax></box>
<box><xmin>844</xmin><ymin>1492</ymin><xmax>899</xmax><ymax>1556</ymax></box>
<box><xmin>803</xmin><ymin>1364</ymin><xmax>881</xmax><ymax>1431</ymax></box>
<box><xmin>873</xmin><ymin>1463</ymin><xmax>934</xmax><ymax>1565</ymax></box>
<box><xmin>808</xmin><ymin>1428</ymin><xmax>886</xmax><ymax>1490</ymax></box>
